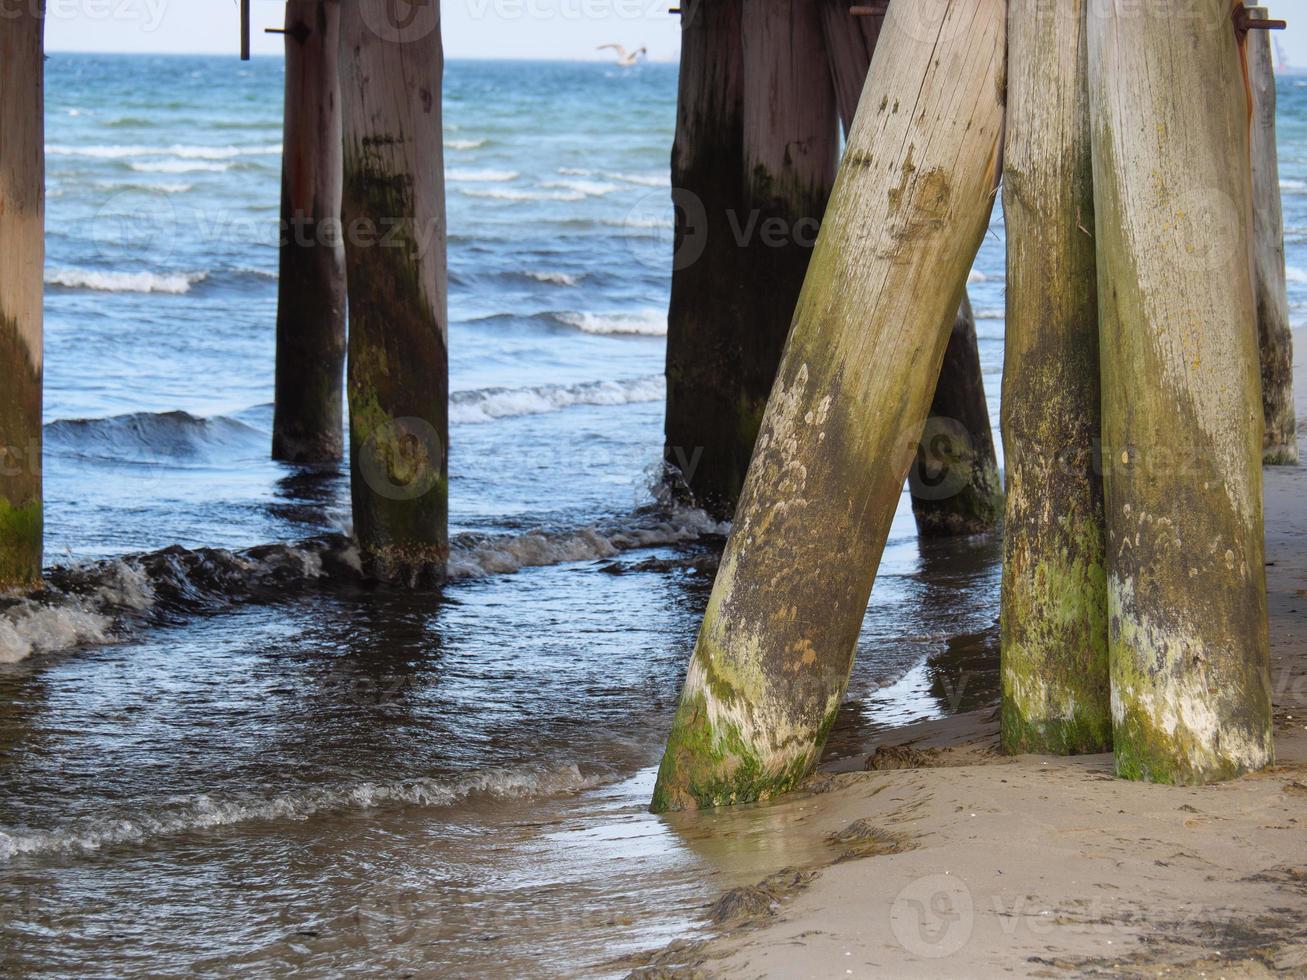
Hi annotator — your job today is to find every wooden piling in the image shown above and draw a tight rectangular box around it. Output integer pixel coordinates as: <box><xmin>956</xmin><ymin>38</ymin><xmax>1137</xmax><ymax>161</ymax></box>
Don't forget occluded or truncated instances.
<box><xmin>652</xmin><ymin>0</ymin><xmax>1007</xmax><ymax>812</ymax></box>
<box><xmin>273</xmin><ymin>0</ymin><xmax>347</xmax><ymax>464</ymax></box>
<box><xmin>1088</xmin><ymin>0</ymin><xmax>1273</xmax><ymax>783</ymax></box>
<box><xmin>911</xmin><ymin>294</ymin><xmax>1003</xmax><ymax>537</ymax></box>
<box><xmin>1000</xmin><ymin>0</ymin><xmax>1111</xmax><ymax>754</ymax></box>
<box><xmin>1248</xmin><ymin>27</ymin><xmax>1298</xmax><ymax>465</ymax></box>
<box><xmin>0</xmin><ymin>2</ymin><xmax>45</xmax><ymax>591</ymax></box>
<box><xmin>821</xmin><ymin>0</ymin><xmax>1001</xmax><ymax>538</ymax></box>
<box><xmin>338</xmin><ymin>0</ymin><xmax>448</xmax><ymax>585</ymax></box>
<box><xmin>662</xmin><ymin>0</ymin><xmax>748</xmax><ymax>513</ymax></box>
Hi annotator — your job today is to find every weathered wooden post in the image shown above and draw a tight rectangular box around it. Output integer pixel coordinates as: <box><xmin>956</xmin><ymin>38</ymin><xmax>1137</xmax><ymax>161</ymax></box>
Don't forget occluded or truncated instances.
<box><xmin>1000</xmin><ymin>0</ymin><xmax>1111</xmax><ymax>754</ymax></box>
<box><xmin>1248</xmin><ymin>22</ymin><xmax>1298</xmax><ymax>465</ymax></box>
<box><xmin>662</xmin><ymin>0</ymin><xmax>748</xmax><ymax>513</ymax></box>
<box><xmin>909</xmin><ymin>295</ymin><xmax>1003</xmax><ymax>537</ymax></box>
<box><xmin>338</xmin><ymin>0</ymin><xmax>448</xmax><ymax>584</ymax></box>
<box><xmin>273</xmin><ymin>0</ymin><xmax>347</xmax><ymax>464</ymax></box>
<box><xmin>0</xmin><ymin>1</ymin><xmax>45</xmax><ymax>591</ymax></box>
<box><xmin>1088</xmin><ymin>0</ymin><xmax>1273</xmax><ymax>783</ymax></box>
<box><xmin>652</xmin><ymin>0</ymin><xmax>1007</xmax><ymax>811</ymax></box>
<box><xmin>821</xmin><ymin>0</ymin><xmax>1001</xmax><ymax>538</ymax></box>
<box><xmin>664</xmin><ymin>0</ymin><xmax>839</xmax><ymax>519</ymax></box>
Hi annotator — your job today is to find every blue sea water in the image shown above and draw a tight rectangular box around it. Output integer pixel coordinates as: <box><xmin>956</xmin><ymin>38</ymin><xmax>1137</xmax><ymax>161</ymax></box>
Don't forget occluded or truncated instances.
<box><xmin>1</xmin><ymin>55</ymin><xmax>1305</xmax><ymax>976</ymax></box>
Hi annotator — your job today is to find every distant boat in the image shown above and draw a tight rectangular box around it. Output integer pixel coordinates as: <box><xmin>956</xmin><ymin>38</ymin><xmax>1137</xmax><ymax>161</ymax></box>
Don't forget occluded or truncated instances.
<box><xmin>597</xmin><ymin>43</ymin><xmax>647</xmax><ymax>68</ymax></box>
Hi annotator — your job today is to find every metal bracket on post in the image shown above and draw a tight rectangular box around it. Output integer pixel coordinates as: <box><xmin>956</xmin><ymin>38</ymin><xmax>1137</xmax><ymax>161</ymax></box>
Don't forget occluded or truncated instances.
<box><xmin>1235</xmin><ymin>4</ymin><xmax>1287</xmax><ymax>33</ymax></box>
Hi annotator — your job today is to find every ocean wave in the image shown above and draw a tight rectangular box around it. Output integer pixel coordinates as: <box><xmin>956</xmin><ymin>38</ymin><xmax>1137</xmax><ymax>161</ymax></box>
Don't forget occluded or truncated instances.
<box><xmin>129</xmin><ymin>160</ymin><xmax>230</xmax><ymax>174</ymax></box>
<box><xmin>450</xmin><ymin>375</ymin><xmax>664</xmax><ymax>424</ymax></box>
<box><xmin>45</xmin><ymin>409</ymin><xmax>265</xmax><ymax>462</ymax></box>
<box><xmin>1282</xmin><ymin>178</ymin><xmax>1306</xmax><ymax>191</ymax></box>
<box><xmin>541</xmin><ymin>178</ymin><xmax>620</xmax><ymax>197</ymax></box>
<box><xmin>1287</xmin><ymin>266</ymin><xmax>1307</xmax><ymax>284</ymax></box>
<box><xmin>550</xmin><ymin>310</ymin><xmax>667</xmax><ymax>336</ymax></box>
<box><xmin>0</xmin><ymin>503</ymin><xmax>725</xmax><ymax>665</ymax></box>
<box><xmin>446</xmin><ymin>506</ymin><xmax>727</xmax><ymax>579</ymax></box>
<box><xmin>0</xmin><ymin>762</ymin><xmax>594</xmax><ymax>860</ymax></box>
<box><xmin>974</xmin><ymin>307</ymin><xmax>1004</xmax><ymax>320</ymax></box>
<box><xmin>44</xmin><ymin>268</ymin><xmax>208</xmax><ymax>294</ymax></box>
<box><xmin>967</xmin><ymin>269</ymin><xmax>987</xmax><ymax>283</ymax></box>
<box><xmin>94</xmin><ymin>179</ymin><xmax>192</xmax><ymax>194</ymax></box>
<box><xmin>559</xmin><ymin>167</ymin><xmax>667</xmax><ymax>188</ymax></box>
<box><xmin>460</xmin><ymin>187</ymin><xmax>585</xmax><ymax>202</ymax></box>
<box><xmin>448</xmin><ymin>167</ymin><xmax>519</xmax><ymax>183</ymax></box>
<box><xmin>523</xmin><ymin>270</ymin><xmax>581</xmax><ymax>286</ymax></box>
<box><xmin>46</xmin><ymin>143</ymin><xmax>280</xmax><ymax>160</ymax></box>
<box><xmin>447</xmin><ymin>138</ymin><xmax>487</xmax><ymax>150</ymax></box>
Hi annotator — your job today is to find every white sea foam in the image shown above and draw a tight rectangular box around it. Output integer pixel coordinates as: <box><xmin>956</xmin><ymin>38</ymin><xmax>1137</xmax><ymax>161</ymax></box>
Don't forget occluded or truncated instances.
<box><xmin>448</xmin><ymin>168</ymin><xmax>519</xmax><ymax>183</ymax></box>
<box><xmin>129</xmin><ymin>160</ymin><xmax>230</xmax><ymax>174</ymax></box>
<box><xmin>1282</xmin><ymin>179</ymin><xmax>1307</xmax><ymax>190</ymax></box>
<box><xmin>461</xmin><ymin>187</ymin><xmax>585</xmax><ymax>202</ymax></box>
<box><xmin>541</xmin><ymin>178</ymin><xmax>620</xmax><ymax>197</ymax></box>
<box><xmin>450</xmin><ymin>376</ymin><xmax>664</xmax><ymax>425</ymax></box>
<box><xmin>46</xmin><ymin>143</ymin><xmax>280</xmax><ymax>160</ymax></box>
<box><xmin>559</xmin><ymin>167</ymin><xmax>666</xmax><ymax>188</ymax></box>
<box><xmin>1287</xmin><ymin>266</ymin><xmax>1307</xmax><ymax>284</ymax></box>
<box><xmin>0</xmin><ymin>763</ymin><xmax>595</xmax><ymax>860</ymax></box>
<box><xmin>95</xmin><ymin>180</ymin><xmax>192</xmax><ymax>194</ymax></box>
<box><xmin>446</xmin><ymin>506</ymin><xmax>727</xmax><ymax>580</ymax></box>
<box><xmin>0</xmin><ymin>563</ymin><xmax>152</xmax><ymax>665</ymax></box>
<box><xmin>524</xmin><ymin>270</ymin><xmax>581</xmax><ymax>286</ymax></box>
<box><xmin>974</xmin><ymin>307</ymin><xmax>1004</xmax><ymax>320</ymax></box>
<box><xmin>553</xmin><ymin>309</ymin><xmax>667</xmax><ymax>336</ymax></box>
<box><xmin>447</xmin><ymin>138</ymin><xmax>487</xmax><ymax>150</ymax></box>
<box><xmin>45</xmin><ymin>268</ymin><xmax>208</xmax><ymax>294</ymax></box>
<box><xmin>967</xmin><ymin>269</ymin><xmax>987</xmax><ymax>283</ymax></box>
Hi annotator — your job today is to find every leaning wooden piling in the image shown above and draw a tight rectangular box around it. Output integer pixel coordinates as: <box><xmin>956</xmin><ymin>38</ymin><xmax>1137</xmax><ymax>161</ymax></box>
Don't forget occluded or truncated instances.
<box><xmin>662</xmin><ymin>0</ymin><xmax>748</xmax><ymax>513</ymax></box>
<box><xmin>1088</xmin><ymin>0</ymin><xmax>1273</xmax><ymax>783</ymax></box>
<box><xmin>1248</xmin><ymin>26</ymin><xmax>1298</xmax><ymax>466</ymax></box>
<box><xmin>652</xmin><ymin>0</ymin><xmax>1007</xmax><ymax>812</ymax></box>
<box><xmin>821</xmin><ymin>0</ymin><xmax>1001</xmax><ymax>538</ymax></box>
<box><xmin>338</xmin><ymin>0</ymin><xmax>449</xmax><ymax>584</ymax></box>
<box><xmin>273</xmin><ymin>0</ymin><xmax>347</xmax><ymax>464</ymax></box>
<box><xmin>0</xmin><ymin>2</ymin><xmax>45</xmax><ymax>591</ymax></box>
<box><xmin>1000</xmin><ymin>0</ymin><xmax>1111</xmax><ymax>755</ymax></box>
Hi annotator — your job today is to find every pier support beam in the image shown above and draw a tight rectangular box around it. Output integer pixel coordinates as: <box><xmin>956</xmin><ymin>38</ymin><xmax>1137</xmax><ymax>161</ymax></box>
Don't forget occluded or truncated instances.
<box><xmin>339</xmin><ymin>0</ymin><xmax>448</xmax><ymax>584</ymax></box>
<box><xmin>662</xmin><ymin>0</ymin><xmax>747</xmax><ymax>513</ymax></box>
<box><xmin>0</xmin><ymin>2</ymin><xmax>45</xmax><ymax>591</ymax></box>
<box><xmin>652</xmin><ymin>0</ymin><xmax>1007</xmax><ymax>812</ymax></box>
<box><xmin>1088</xmin><ymin>0</ymin><xmax>1273</xmax><ymax>782</ymax></box>
<box><xmin>1248</xmin><ymin>27</ymin><xmax>1298</xmax><ymax>465</ymax></box>
<box><xmin>273</xmin><ymin>0</ymin><xmax>346</xmax><ymax>464</ymax></box>
<box><xmin>821</xmin><ymin>0</ymin><xmax>1001</xmax><ymax>538</ymax></box>
<box><xmin>1000</xmin><ymin>0</ymin><xmax>1110</xmax><ymax>755</ymax></box>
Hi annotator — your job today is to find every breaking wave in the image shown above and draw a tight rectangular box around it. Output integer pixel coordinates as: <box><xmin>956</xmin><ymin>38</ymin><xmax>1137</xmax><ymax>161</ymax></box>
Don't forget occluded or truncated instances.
<box><xmin>45</xmin><ymin>410</ymin><xmax>265</xmax><ymax>462</ymax></box>
<box><xmin>0</xmin><ymin>762</ymin><xmax>595</xmax><ymax>860</ymax></box>
<box><xmin>450</xmin><ymin>376</ymin><xmax>663</xmax><ymax>424</ymax></box>
<box><xmin>549</xmin><ymin>310</ymin><xmax>667</xmax><ymax>336</ymax></box>
<box><xmin>45</xmin><ymin>268</ymin><xmax>208</xmax><ymax>294</ymax></box>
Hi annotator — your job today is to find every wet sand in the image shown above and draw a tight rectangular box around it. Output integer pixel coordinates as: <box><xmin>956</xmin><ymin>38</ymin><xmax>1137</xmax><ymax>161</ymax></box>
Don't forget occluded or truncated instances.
<box><xmin>625</xmin><ymin>329</ymin><xmax>1307</xmax><ymax>979</ymax></box>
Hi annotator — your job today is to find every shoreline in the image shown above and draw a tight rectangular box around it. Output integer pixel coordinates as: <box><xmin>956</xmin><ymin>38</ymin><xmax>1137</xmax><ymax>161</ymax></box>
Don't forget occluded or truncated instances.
<box><xmin>625</xmin><ymin>328</ymin><xmax>1307</xmax><ymax>979</ymax></box>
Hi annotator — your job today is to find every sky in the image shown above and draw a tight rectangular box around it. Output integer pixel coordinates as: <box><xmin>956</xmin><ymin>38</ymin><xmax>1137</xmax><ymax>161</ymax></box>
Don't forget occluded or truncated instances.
<box><xmin>40</xmin><ymin>1</ymin><xmax>1307</xmax><ymax>65</ymax></box>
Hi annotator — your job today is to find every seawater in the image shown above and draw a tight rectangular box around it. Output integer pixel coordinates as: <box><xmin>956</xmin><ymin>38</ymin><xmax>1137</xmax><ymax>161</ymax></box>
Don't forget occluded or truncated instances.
<box><xmin>3</xmin><ymin>55</ymin><xmax>1306</xmax><ymax>976</ymax></box>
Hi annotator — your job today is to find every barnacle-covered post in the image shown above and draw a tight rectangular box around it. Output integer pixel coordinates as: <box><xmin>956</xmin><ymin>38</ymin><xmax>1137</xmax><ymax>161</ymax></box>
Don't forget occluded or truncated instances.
<box><xmin>662</xmin><ymin>0</ymin><xmax>748</xmax><ymax>513</ymax></box>
<box><xmin>1087</xmin><ymin>0</ymin><xmax>1273</xmax><ymax>782</ymax></box>
<box><xmin>1000</xmin><ymin>0</ymin><xmax>1111</xmax><ymax>754</ymax></box>
<box><xmin>273</xmin><ymin>0</ymin><xmax>347</xmax><ymax>463</ymax></box>
<box><xmin>1248</xmin><ymin>20</ymin><xmax>1298</xmax><ymax>465</ymax></box>
<box><xmin>652</xmin><ymin>0</ymin><xmax>1007</xmax><ymax>811</ymax></box>
<box><xmin>0</xmin><ymin>1</ymin><xmax>45</xmax><ymax>591</ymax></box>
<box><xmin>338</xmin><ymin>0</ymin><xmax>448</xmax><ymax>584</ymax></box>
<box><xmin>822</xmin><ymin>0</ymin><xmax>1001</xmax><ymax>538</ymax></box>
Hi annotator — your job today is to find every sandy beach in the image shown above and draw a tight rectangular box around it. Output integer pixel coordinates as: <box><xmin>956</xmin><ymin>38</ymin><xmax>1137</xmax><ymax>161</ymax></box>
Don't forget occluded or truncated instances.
<box><xmin>626</xmin><ymin>328</ymin><xmax>1307</xmax><ymax>980</ymax></box>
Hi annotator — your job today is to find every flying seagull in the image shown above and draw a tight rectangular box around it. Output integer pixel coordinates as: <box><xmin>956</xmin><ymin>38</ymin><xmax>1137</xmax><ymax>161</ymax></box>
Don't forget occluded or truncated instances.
<box><xmin>598</xmin><ymin>43</ymin><xmax>648</xmax><ymax>67</ymax></box>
